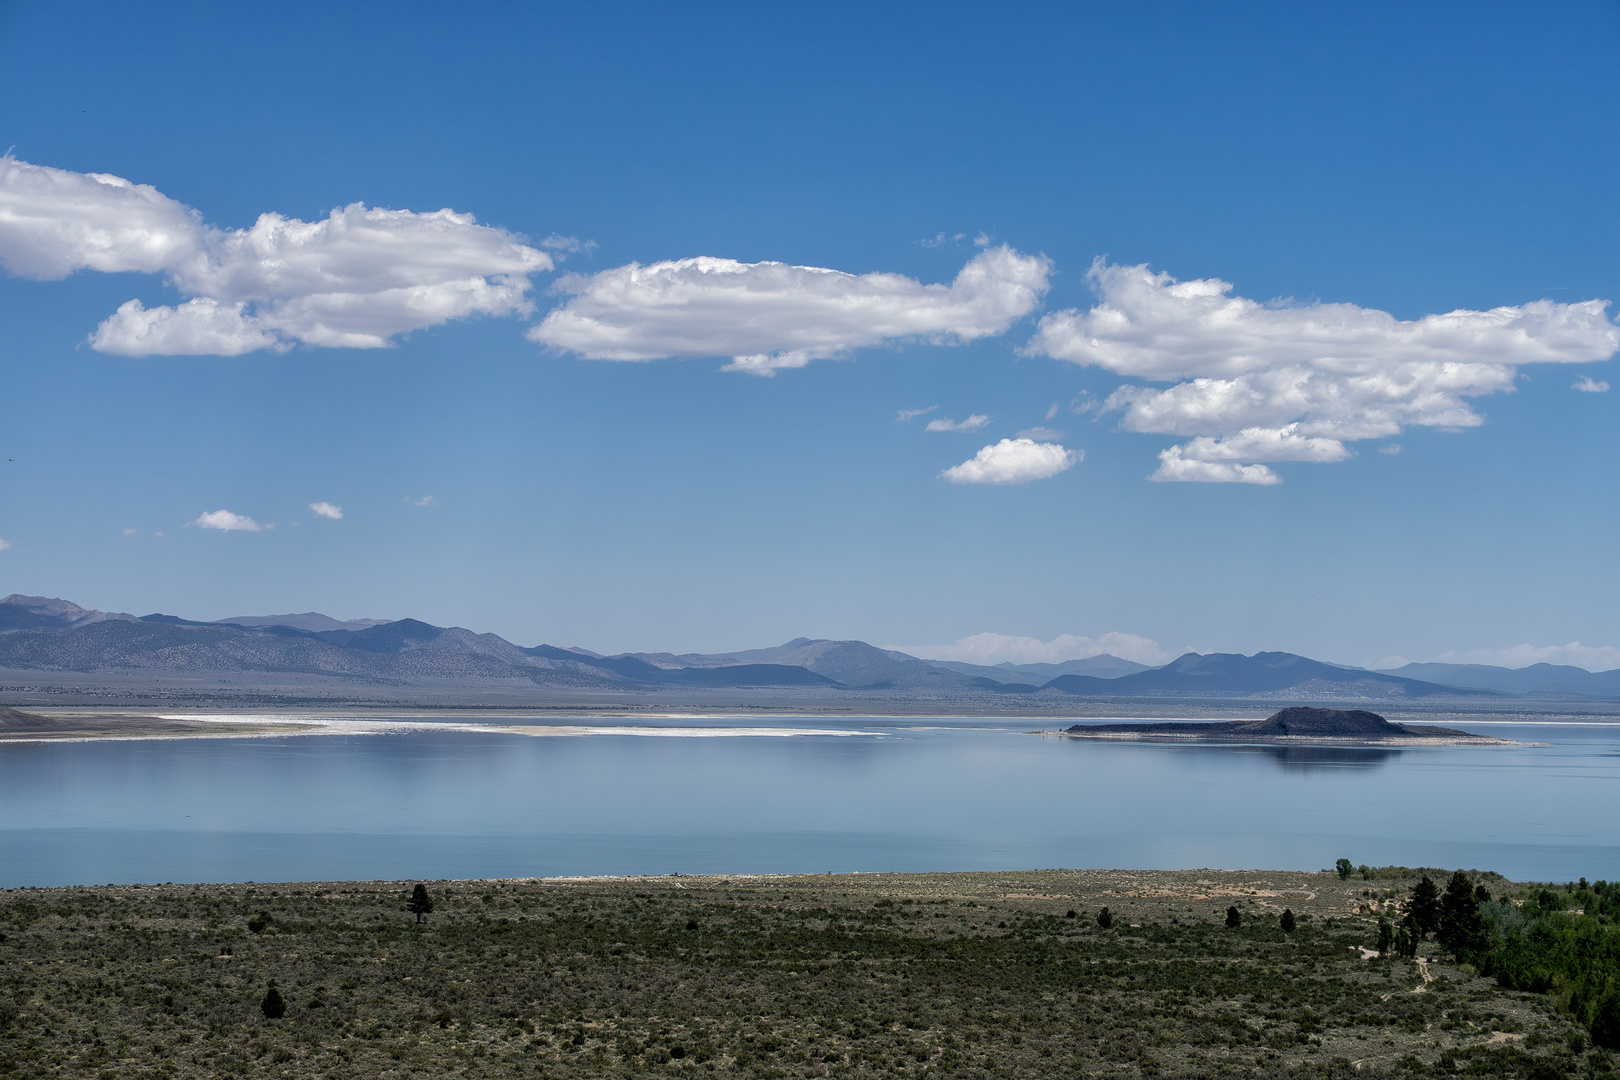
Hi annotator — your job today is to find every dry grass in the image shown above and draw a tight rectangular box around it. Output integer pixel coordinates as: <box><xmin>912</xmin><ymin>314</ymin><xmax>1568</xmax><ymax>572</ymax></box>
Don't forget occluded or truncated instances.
<box><xmin>0</xmin><ymin>868</ymin><xmax>1606</xmax><ymax>1079</ymax></box>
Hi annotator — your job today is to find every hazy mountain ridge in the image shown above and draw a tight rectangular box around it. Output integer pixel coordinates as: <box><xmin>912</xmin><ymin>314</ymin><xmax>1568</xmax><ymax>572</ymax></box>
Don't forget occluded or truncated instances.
<box><xmin>1377</xmin><ymin>661</ymin><xmax>1620</xmax><ymax>697</ymax></box>
<box><xmin>0</xmin><ymin>594</ymin><xmax>140</xmax><ymax>632</ymax></box>
<box><xmin>0</xmin><ymin>596</ymin><xmax>387</xmax><ymax>636</ymax></box>
<box><xmin>0</xmin><ymin>596</ymin><xmax>1609</xmax><ymax>700</ymax></box>
<box><xmin>218</xmin><ymin>612</ymin><xmax>393</xmax><ymax>633</ymax></box>
<box><xmin>1040</xmin><ymin>651</ymin><xmax>1487</xmax><ymax>699</ymax></box>
<box><xmin>929</xmin><ymin>656</ymin><xmax>1154</xmax><ymax>682</ymax></box>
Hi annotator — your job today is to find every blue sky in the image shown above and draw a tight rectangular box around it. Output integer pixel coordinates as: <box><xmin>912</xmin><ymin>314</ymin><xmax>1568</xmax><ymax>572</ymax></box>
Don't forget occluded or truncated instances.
<box><xmin>1</xmin><ymin>1</ymin><xmax>1617</xmax><ymax>669</ymax></box>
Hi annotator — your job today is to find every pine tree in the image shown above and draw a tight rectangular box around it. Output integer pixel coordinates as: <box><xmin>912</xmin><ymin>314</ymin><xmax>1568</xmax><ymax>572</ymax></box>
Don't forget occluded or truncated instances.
<box><xmin>261</xmin><ymin>983</ymin><xmax>286</xmax><ymax>1019</ymax></box>
<box><xmin>407</xmin><ymin>884</ymin><xmax>434</xmax><ymax>924</ymax></box>
<box><xmin>1335</xmin><ymin>858</ymin><xmax>1354</xmax><ymax>880</ymax></box>
<box><xmin>1096</xmin><ymin>906</ymin><xmax>1112</xmax><ymax>929</ymax></box>
<box><xmin>1396</xmin><ymin>913</ymin><xmax>1419</xmax><ymax>958</ymax></box>
<box><xmin>1408</xmin><ymin>875</ymin><xmax>1441</xmax><ymax>938</ymax></box>
<box><xmin>1377</xmin><ymin>917</ymin><xmax>1394</xmax><ymax>956</ymax></box>
<box><xmin>1280</xmin><ymin>908</ymin><xmax>1295</xmax><ymax>933</ymax></box>
<box><xmin>1438</xmin><ymin>870</ymin><xmax>1485</xmax><ymax>954</ymax></box>
<box><xmin>1226</xmin><ymin>905</ymin><xmax>1241</xmax><ymax>928</ymax></box>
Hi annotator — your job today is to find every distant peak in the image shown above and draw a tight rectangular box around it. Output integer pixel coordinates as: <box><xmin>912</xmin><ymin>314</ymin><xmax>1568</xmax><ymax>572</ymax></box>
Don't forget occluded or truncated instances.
<box><xmin>217</xmin><ymin>612</ymin><xmax>392</xmax><ymax>633</ymax></box>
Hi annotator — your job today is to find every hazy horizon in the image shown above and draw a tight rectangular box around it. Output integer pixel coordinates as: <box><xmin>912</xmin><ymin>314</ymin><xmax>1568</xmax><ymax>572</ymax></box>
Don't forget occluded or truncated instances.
<box><xmin>7</xmin><ymin>590</ymin><xmax>1619</xmax><ymax>675</ymax></box>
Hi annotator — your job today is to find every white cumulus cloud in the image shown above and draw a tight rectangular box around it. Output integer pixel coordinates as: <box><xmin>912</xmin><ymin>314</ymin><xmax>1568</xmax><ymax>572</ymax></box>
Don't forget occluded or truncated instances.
<box><xmin>528</xmin><ymin>245</ymin><xmax>1051</xmax><ymax>375</ymax></box>
<box><xmin>0</xmin><ymin>156</ymin><xmax>552</xmax><ymax>356</ymax></box>
<box><xmin>925</xmin><ymin>413</ymin><xmax>990</xmax><ymax>432</ymax></box>
<box><xmin>191</xmin><ymin>509</ymin><xmax>263</xmax><ymax>532</ymax></box>
<box><xmin>895</xmin><ymin>631</ymin><xmax>1172</xmax><ymax>666</ymax></box>
<box><xmin>1574</xmin><ymin>375</ymin><xmax>1610</xmax><ymax>393</ymax></box>
<box><xmin>1150</xmin><ymin>448</ymin><xmax>1281</xmax><ymax>485</ymax></box>
<box><xmin>1436</xmin><ymin>642</ymin><xmax>1620</xmax><ymax>672</ymax></box>
<box><xmin>1026</xmin><ymin>259</ymin><xmax>1620</xmax><ymax>482</ymax></box>
<box><xmin>309</xmin><ymin>501</ymin><xmax>343</xmax><ymax>520</ymax></box>
<box><xmin>940</xmin><ymin>437</ymin><xmax>1079</xmax><ymax>484</ymax></box>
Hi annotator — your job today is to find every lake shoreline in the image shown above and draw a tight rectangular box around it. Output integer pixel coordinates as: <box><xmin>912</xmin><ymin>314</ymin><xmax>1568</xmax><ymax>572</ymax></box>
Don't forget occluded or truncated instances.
<box><xmin>0</xmin><ymin>705</ymin><xmax>1606</xmax><ymax>743</ymax></box>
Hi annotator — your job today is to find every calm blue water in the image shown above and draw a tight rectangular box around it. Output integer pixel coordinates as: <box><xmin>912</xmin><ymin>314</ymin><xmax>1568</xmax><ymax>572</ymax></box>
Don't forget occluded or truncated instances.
<box><xmin>2</xmin><ymin>716</ymin><xmax>1617</xmax><ymax>887</ymax></box>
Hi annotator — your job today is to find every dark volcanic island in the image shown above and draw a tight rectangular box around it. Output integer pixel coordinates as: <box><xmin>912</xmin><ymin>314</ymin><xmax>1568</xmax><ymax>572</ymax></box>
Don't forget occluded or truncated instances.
<box><xmin>1060</xmin><ymin>706</ymin><xmax>1516</xmax><ymax>745</ymax></box>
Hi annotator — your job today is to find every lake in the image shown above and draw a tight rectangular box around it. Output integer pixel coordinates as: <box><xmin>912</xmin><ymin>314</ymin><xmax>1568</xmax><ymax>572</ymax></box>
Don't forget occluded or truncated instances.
<box><xmin>2</xmin><ymin>715</ymin><xmax>1617</xmax><ymax>887</ymax></box>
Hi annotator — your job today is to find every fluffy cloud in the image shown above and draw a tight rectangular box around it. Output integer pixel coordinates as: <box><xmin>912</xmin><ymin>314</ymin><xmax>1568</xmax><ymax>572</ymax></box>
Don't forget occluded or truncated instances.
<box><xmin>940</xmin><ymin>438</ymin><xmax>1079</xmax><ymax>484</ymax></box>
<box><xmin>1150</xmin><ymin>448</ymin><xmax>1281</xmax><ymax>485</ymax></box>
<box><xmin>1147</xmin><ymin>423</ymin><xmax>1349</xmax><ymax>484</ymax></box>
<box><xmin>309</xmin><ymin>501</ymin><xmax>343</xmax><ymax>520</ymax></box>
<box><xmin>529</xmin><ymin>246</ymin><xmax>1051</xmax><ymax>375</ymax></box>
<box><xmin>191</xmin><ymin>509</ymin><xmax>263</xmax><ymax>532</ymax></box>
<box><xmin>92</xmin><ymin>298</ymin><xmax>279</xmax><ymax>356</ymax></box>
<box><xmin>1027</xmin><ymin>259</ymin><xmax>1620</xmax><ymax>482</ymax></box>
<box><xmin>0</xmin><ymin>156</ymin><xmax>202</xmax><ymax>278</ymax></box>
<box><xmin>926</xmin><ymin>414</ymin><xmax>990</xmax><ymax>432</ymax></box>
<box><xmin>0</xmin><ymin>538</ymin><xmax>11</xmax><ymax>551</ymax></box>
<box><xmin>1436</xmin><ymin>642</ymin><xmax>1620</xmax><ymax>672</ymax></box>
<box><xmin>0</xmin><ymin>156</ymin><xmax>552</xmax><ymax>356</ymax></box>
<box><xmin>1574</xmin><ymin>375</ymin><xmax>1610</xmax><ymax>393</ymax></box>
<box><xmin>896</xmin><ymin>631</ymin><xmax>1171</xmax><ymax>666</ymax></box>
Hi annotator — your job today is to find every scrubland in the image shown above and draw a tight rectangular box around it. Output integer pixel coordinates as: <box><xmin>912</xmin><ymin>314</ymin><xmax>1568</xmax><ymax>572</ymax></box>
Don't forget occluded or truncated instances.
<box><xmin>0</xmin><ymin>868</ymin><xmax>1606</xmax><ymax>1079</ymax></box>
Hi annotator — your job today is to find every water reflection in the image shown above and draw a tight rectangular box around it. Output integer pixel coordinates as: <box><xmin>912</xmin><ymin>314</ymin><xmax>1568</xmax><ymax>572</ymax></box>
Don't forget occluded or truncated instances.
<box><xmin>1059</xmin><ymin>734</ymin><xmax>1404</xmax><ymax>770</ymax></box>
<box><xmin>1244</xmin><ymin>744</ymin><xmax>1403</xmax><ymax>771</ymax></box>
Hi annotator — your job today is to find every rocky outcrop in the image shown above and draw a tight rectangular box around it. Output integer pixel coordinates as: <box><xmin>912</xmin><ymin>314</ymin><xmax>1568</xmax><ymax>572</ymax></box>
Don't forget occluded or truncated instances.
<box><xmin>1062</xmin><ymin>706</ymin><xmax>1489</xmax><ymax>744</ymax></box>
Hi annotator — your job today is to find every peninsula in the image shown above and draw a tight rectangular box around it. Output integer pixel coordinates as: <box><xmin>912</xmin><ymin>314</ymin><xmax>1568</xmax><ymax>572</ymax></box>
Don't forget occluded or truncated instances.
<box><xmin>0</xmin><ymin>705</ymin><xmax>308</xmax><ymax>741</ymax></box>
<box><xmin>1059</xmin><ymin>706</ymin><xmax>1516</xmax><ymax>745</ymax></box>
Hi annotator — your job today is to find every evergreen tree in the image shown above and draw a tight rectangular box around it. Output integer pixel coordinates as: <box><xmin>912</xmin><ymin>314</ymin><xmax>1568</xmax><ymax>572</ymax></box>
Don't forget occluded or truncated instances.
<box><xmin>1376</xmin><ymin>917</ymin><xmax>1394</xmax><ymax>956</ymax></box>
<box><xmin>1226</xmin><ymin>905</ymin><xmax>1241</xmax><ymax>928</ymax></box>
<box><xmin>261</xmin><ymin>983</ymin><xmax>286</xmax><ymax>1019</ymax></box>
<box><xmin>1335</xmin><ymin>858</ymin><xmax>1354</xmax><ymax>880</ymax></box>
<box><xmin>1096</xmin><ymin>906</ymin><xmax>1112</xmax><ymax>929</ymax></box>
<box><xmin>407</xmin><ymin>883</ymin><xmax>434</xmax><ymax>924</ymax></box>
<box><xmin>1438</xmin><ymin>869</ymin><xmax>1485</xmax><ymax>954</ymax></box>
<box><xmin>1280</xmin><ymin>908</ymin><xmax>1295</xmax><ymax>933</ymax></box>
<box><xmin>1408</xmin><ymin>875</ymin><xmax>1441</xmax><ymax>938</ymax></box>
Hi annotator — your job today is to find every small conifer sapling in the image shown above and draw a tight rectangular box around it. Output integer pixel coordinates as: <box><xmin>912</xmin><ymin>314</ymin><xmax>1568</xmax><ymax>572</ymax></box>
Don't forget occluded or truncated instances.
<box><xmin>1226</xmin><ymin>905</ymin><xmax>1241</xmax><ymax>928</ymax></box>
<box><xmin>1280</xmin><ymin>908</ymin><xmax>1295</xmax><ymax>933</ymax></box>
<box><xmin>408</xmin><ymin>884</ymin><xmax>434</xmax><ymax>924</ymax></box>
<box><xmin>261</xmin><ymin>983</ymin><xmax>286</xmax><ymax>1019</ymax></box>
<box><xmin>1096</xmin><ymin>906</ymin><xmax>1112</xmax><ymax>929</ymax></box>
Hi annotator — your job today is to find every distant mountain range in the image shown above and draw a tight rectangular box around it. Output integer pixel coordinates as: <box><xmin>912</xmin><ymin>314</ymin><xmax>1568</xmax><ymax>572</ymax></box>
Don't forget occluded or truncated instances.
<box><xmin>1375</xmin><ymin>661</ymin><xmax>1620</xmax><ymax>698</ymax></box>
<box><xmin>0</xmin><ymin>594</ymin><xmax>1613</xmax><ymax>701</ymax></box>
